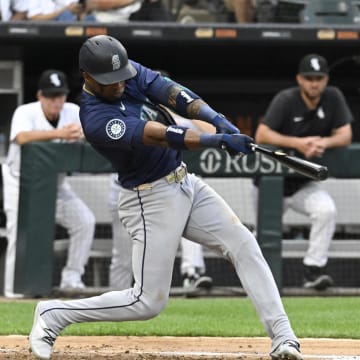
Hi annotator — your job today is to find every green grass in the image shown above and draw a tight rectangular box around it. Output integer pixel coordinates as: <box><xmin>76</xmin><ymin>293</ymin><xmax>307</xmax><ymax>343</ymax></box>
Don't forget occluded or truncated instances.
<box><xmin>1</xmin><ymin>297</ymin><xmax>359</xmax><ymax>338</ymax></box>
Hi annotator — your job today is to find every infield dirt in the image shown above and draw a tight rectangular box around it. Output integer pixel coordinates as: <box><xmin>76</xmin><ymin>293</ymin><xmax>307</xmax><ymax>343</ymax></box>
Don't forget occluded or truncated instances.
<box><xmin>0</xmin><ymin>336</ymin><xmax>359</xmax><ymax>359</ymax></box>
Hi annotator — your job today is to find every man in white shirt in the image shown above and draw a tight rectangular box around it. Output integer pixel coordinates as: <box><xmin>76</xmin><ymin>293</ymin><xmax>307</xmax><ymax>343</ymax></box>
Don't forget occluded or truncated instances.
<box><xmin>2</xmin><ymin>69</ymin><xmax>95</xmax><ymax>297</ymax></box>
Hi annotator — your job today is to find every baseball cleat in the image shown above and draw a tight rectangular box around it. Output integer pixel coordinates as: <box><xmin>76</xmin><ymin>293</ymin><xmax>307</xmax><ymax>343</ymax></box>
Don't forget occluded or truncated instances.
<box><xmin>60</xmin><ymin>269</ymin><xmax>85</xmax><ymax>291</ymax></box>
<box><xmin>303</xmin><ymin>265</ymin><xmax>333</xmax><ymax>290</ymax></box>
<box><xmin>29</xmin><ymin>302</ymin><xmax>57</xmax><ymax>360</ymax></box>
<box><xmin>304</xmin><ymin>274</ymin><xmax>333</xmax><ymax>290</ymax></box>
<box><xmin>183</xmin><ymin>271</ymin><xmax>213</xmax><ymax>290</ymax></box>
<box><xmin>193</xmin><ymin>275</ymin><xmax>213</xmax><ymax>289</ymax></box>
<box><xmin>270</xmin><ymin>340</ymin><xmax>302</xmax><ymax>360</ymax></box>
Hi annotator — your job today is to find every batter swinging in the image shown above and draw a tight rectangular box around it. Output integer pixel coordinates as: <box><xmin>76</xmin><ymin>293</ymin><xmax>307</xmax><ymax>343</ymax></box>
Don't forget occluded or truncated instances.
<box><xmin>29</xmin><ymin>35</ymin><xmax>302</xmax><ymax>360</ymax></box>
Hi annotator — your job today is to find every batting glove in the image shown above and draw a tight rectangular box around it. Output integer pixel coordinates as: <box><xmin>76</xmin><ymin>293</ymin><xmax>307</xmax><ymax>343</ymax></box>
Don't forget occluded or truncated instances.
<box><xmin>212</xmin><ymin>114</ymin><xmax>240</xmax><ymax>134</ymax></box>
<box><xmin>221</xmin><ymin>134</ymin><xmax>254</xmax><ymax>155</ymax></box>
<box><xmin>200</xmin><ymin>133</ymin><xmax>254</xmax><ymax>156</ymax></box>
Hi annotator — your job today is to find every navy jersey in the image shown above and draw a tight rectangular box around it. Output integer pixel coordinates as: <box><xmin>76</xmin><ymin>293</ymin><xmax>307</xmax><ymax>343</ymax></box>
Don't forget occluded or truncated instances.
<box><xmin>80</xmin><ymin>60</ymin><xmax>182</xmax><ymax>189</ymax></box>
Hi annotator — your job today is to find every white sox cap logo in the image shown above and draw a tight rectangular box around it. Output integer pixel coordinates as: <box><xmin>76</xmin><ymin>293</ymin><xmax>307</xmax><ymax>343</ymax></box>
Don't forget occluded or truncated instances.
<box><xmin>310</xmin><ymin>57</ymin><xmax>321</xmax><ymax>71</ymax></box>
<box><xmin>106</xmin><ymin>118</ymin><xmax>126</xmax><ymax>139</ymax></box>
<box><xmin>49</xmin><ymin>73</ymin><xmax>62</xmax><ymax>87</ymax></box>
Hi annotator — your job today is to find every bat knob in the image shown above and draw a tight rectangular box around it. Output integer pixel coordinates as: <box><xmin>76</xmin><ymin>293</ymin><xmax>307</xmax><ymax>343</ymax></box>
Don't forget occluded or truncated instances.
<box><xmin>318</xmin><ymin>166</ymin><xmax>329</xmax><ymax>181</ymax></box>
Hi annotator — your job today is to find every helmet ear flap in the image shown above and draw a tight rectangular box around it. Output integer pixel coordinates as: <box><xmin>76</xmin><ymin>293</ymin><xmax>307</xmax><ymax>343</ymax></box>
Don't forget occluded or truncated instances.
<box><xmin>79</xmin><ymin>35</ymin><xmax>137</xmax><ymax>85</ymax></box>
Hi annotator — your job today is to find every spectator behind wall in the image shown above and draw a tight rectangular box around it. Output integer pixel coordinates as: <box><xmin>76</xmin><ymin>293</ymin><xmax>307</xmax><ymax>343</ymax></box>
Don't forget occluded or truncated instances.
<box><xmin>27</xmin><ymin>0</ymin><xmax>94</xmax><ymax>21</ymax></box>
<box><xmin>2</xmin><ymin>69</ymin><xmax>96</xmax><ymax>298</ymax></box>
<box><xmin>253</xmin><ymin>54</ymin><xmax>353</xmax><ymax>291</ymax></box>
<box><xmin>1</xmin><ymin>0</ymin><xmax>27</xmax><ymax>21</ymax></box>
<box><xmin>223</xmin><ymin>0</ymin><xmax>278</xmax><ymax>23</ymax></box>
<box><xmin>223</xmin><ymin>0</ymin><xmax>253</xmax><ymax>23</ymax></box>
<box><xmin>84</xmin><ymin>0</ymin><xmax>173</xmax><ymax>23</ymax></box>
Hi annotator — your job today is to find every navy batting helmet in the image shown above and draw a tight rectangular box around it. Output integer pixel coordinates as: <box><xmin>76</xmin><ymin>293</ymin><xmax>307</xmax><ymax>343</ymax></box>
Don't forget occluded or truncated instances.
<box><xmin>79</xmin><ymin>35</ymin><xmax>137</xmax><ymax>85</ymax></box>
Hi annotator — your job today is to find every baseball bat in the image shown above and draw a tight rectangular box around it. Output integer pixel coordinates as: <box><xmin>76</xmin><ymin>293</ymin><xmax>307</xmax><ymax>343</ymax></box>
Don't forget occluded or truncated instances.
<box><xmin>248</xmin><ymin>143</ymin><xmax>328</xmax><ymax>181</ymax></box>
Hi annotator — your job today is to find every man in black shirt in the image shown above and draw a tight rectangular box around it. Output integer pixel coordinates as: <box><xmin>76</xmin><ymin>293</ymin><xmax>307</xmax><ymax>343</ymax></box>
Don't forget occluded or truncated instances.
<box><xmin>254</xmin><ymin>54</ymin><xmax>353</xmax><ymax>290</ymax></box>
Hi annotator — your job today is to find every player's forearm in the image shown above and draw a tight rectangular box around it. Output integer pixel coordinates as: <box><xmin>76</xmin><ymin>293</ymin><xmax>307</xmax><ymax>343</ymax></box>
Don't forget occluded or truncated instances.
<box><xmin>142</xmin><ymin>121</ymin><xmax>201</xmax><ymax>149</ymax></box>
<box><xmin>11</xmin><ymin>11</ymin><xmax>27</xmax><ymax>20</ymax></box>
<box><xmin>85</xmin><ymin>0</ymin><xmax>136</xmax><ymax>11</ymax></box>
<box><xmin>323</xmin><ymin>124</ymin><xmax>352</xmax><ymax>149</ymax></box>
<box><xmin>15</xmin><ymin>129</ymin><xmax>63</xmax><ymax>145</ymax></box>
<box><xmin>28</xmin><ymin>11</ymin><xmax>62</xmax><ymax>20</ymax></box>
<box><xmin>28</xmin><ymin>5</ymin><xmax>74</xmax><ymax>20</ymax></box>
<box><xmin>255</xmin><ymin>124</ymin><xmax>297</xmax><ymax>148</ymax></box>
<box><xmin>321</xmin><ymin>134</ymin><xmax>351</xmax><ymax>149</ymax></box>
<box><xmin>142</xmin><ymin>122</ymin><xmax>252</xmax><ymax>154</ymax></box>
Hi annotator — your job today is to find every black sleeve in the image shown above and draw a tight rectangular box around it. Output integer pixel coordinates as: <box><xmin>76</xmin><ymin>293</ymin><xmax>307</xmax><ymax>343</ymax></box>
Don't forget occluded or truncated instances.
<box><xmin>261</xmin><ymin>90</ymin><xmax>290</xmax><ymax>131</ymax></box>
<box><xmin>329</xmin><ymin>87</ymin><xmax>354</xmax><ymax>128</ymax></box>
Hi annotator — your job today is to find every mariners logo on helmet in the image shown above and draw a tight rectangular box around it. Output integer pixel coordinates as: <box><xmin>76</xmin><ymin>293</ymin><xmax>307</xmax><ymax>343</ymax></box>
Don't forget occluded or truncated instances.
<box><xmin>79</xmin><ymin>35</ymin><xmax>137</xmax><ymax>85</ymax></box>
<box><xmin>106</xmin><ymin>119</ymin><xmax>126</xmax><ymax>139</ymax></box>
<box><xmin>112</xmin><ymin>55</ymin><xmax>121</xmax><ymax>71</ymax></box>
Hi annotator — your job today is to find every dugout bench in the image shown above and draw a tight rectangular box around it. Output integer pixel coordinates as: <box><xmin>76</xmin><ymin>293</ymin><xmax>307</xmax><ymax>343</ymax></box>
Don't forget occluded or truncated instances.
<box><xmin>12</xmin><ymin>142</ymin><xmax>360</xmax><ymax>297</ymax></box>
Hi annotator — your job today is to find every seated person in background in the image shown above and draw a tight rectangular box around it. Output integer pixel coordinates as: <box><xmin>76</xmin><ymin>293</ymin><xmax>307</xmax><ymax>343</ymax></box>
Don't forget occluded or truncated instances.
<box><xmin>129</xmin><ymin>0</ymin><xmax>173</xmax><ymax>21</ymax></box>
<box><xmin>254</xmin><ymin>54</ymin><xmax>353</xmax><ymax>290</ymax></box>
<box><xmin>223</xmin><ymin>0</ymin><xmax>278</xmax><ymax>23</ymax></box>
<box><xmin>84</xmin><ymin>0</ymin><xmax>173</xmax><ymax>23</ymax></box>
<box><xmin>0</xmin><ymin>0</ymin><xmax>27</xmax><ymax>21</ymax></box>
<box><xmin>2</xmin><ymin>69</ymin><xmax>95</xmax><ymax>297</ymax></box>
<box><xmin>223</xmin><ymin>0</ymin><xmax>254</xmax><ymax>23</ymax></box>
<box><xmin>27</xmin><ymin>0</ymin><xmax>92</xmax><ymax>21</ymax></box>
<box><xmin>84</xmin><ymin>0</ymin><xmax>142</xmax><ymax>22</ymax></box>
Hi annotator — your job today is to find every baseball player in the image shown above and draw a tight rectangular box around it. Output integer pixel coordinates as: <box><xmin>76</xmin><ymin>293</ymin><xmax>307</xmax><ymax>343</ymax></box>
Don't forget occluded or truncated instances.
<box><xmin>254</xmin><ymin>54</ymin><xmax>353</xmax><ymax>290</ymax></box>
<box><xmin>29</xmin><ymin>35</ymin><xmax>302</xmax><ymax>360</ymax></box>
<box><xmin>2</xmin><ymin>69</ymin><xmax>95</xmax><ymax>298</ymax></box>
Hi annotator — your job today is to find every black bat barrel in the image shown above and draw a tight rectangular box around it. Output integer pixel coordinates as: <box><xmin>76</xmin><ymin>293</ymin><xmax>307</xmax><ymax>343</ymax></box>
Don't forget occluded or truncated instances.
<box><xmin>248</xmin><ymin>143</ymin><xmax>329</xmax><ymax>181</ymax></box>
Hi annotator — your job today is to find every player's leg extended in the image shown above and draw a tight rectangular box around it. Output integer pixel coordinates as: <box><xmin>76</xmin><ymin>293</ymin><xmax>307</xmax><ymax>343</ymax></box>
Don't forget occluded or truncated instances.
<box><xmin>183</xmin><ymin>174</ymin><xmax>298</xmax><ymax>351</ymax></box>
<box><xmin>30</xmin><ymin>177</ymin><xmax>190</xmax><ymax>343</ymax></box>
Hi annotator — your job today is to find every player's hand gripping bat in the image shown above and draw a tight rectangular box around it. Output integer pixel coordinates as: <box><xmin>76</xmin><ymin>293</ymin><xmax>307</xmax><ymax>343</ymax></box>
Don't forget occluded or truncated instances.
<box><xmin>248</xmin><ymin>143</ymin><xmax>328</xmax><ymax>181</ymax></box>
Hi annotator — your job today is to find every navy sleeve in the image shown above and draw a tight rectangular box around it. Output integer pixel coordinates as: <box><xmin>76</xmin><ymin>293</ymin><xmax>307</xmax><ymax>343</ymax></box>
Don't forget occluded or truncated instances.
<box><xmin>129</xmin><ymin>60</ymin><xmax>200</xmax><ymax>113</ymax></box>
<box><xmin>83</xmin><ymin>114</ymin><xmax>146</xmax><ymax>149</ymax></box>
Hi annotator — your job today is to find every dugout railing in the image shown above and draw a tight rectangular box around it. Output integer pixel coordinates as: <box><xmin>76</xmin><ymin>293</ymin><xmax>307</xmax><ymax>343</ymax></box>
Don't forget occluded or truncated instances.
<box><xmin>12</xmin><ymin>142</ymin><xmax>360</xmax><ymax>297</ymax></box>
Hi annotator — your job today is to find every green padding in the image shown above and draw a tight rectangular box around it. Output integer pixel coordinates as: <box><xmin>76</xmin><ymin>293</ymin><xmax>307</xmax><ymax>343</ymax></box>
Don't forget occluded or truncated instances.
<box><xmin>257</xmin><ymin>176</ymin><xmax>283</xmax><ymax>289</ymax></box>
<box><xmin>15</xmin><ymin>144</ymin><xmax>64</xmax><ymax>295</ymax></box>
<box><xmin>80</xmin><ymin>144</ymin><xmax>113</xmax><ymax>173</ymax></box>
<box><xmin>15</xmin><ymin>142</ymin><xmax>114</xmax><ymax>296</ymax></box>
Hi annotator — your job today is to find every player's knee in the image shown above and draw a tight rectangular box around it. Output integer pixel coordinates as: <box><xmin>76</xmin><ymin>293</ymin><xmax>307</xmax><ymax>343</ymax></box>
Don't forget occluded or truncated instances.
<box><xmin>139</xmin><ymin>296</ymin><xmax>168</xmax><ymax>319</ymax></box>
<box><xmin>312</xmin><ymin>204</ymin><xmax>337</xmax><ymax>222</ymax></box>
<box><xmin>86</xmin><ymin>211</ymin><xmax>96</xmax><ymax>227</ymax></box>
<box><xmin>78</xmin><ymin>212</ymin><xmax>96</xmax><ymax>232</ymax></box>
